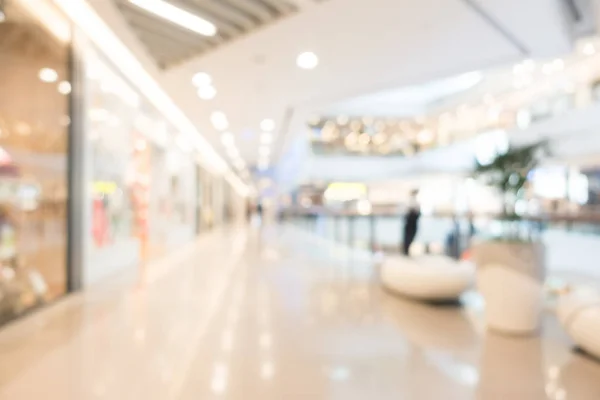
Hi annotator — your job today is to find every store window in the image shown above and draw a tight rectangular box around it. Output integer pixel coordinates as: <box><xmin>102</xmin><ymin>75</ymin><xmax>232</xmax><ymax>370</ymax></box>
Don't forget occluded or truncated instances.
<box><xmin>84</xmin><ymin>45</ymin><xmax>198</xmax><ymax>279</ymax></box>
<box><xmin>0</xmin><ymin>0</ymin><xmax>71</xmax><ymax>323</ymax></box>
<box><xmin>87</xmin><ymin>50</ymin><xmax>139</xmax><ymax>251</ymax></box>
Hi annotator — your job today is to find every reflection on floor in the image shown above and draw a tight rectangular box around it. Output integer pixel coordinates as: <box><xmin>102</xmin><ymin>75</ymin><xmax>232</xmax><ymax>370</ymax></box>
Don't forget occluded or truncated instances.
<box><xmin>0</xmin><ymin>225</ymin><xmax>599</xmax><ymax>399</ymax></box>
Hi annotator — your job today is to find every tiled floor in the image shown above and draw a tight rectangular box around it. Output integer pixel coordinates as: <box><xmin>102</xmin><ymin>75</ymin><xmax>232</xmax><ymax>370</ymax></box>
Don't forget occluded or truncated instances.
<box><xmin>0</xmin><ymin>225</ymin><xmax>599</xmax><ymax>399</ymax></box>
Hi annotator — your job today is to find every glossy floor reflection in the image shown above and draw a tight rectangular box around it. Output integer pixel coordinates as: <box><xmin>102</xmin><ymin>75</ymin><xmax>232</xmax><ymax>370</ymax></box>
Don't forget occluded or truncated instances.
<box><xmin>0</xmin><ymin>226</ymin><xmax>600</xmax><ymax>399</ymax></box>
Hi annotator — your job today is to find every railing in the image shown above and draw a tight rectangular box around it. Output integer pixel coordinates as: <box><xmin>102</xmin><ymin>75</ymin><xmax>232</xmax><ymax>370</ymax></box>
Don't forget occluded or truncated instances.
<box><xmin>281</xmin><ymin>208</ymin><xmax>600</xmax><ymax>259</ymax></box>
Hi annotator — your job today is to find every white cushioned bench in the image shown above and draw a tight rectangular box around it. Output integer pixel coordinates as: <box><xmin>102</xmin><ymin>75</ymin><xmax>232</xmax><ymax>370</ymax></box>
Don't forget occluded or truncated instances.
<box><xmin>380</xmin><ymin>255</ymin><xmax>475</xmax><ymax>302</ymax></box>
<box><xmin>557</xmin><ymin>288</ymin><xmax>600</xmax><ymax>360</ymax></box>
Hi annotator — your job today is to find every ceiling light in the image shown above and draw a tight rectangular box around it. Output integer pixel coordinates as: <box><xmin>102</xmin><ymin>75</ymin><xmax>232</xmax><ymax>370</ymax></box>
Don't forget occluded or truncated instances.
<box><xmin>552</xmin><ymin>58</ymin><xmax>564</xmax><ymax>71</ymax></box>
<box><xmin>440</xmin><ymin>112</ymin><xmax>452</xmax><ymax>120</ymax></box>
<box><xmin>192</xmin><ymin>72</ymin><xmax>212</xmax><ymax>87</ymax></box>
<box><xmin>513</xmin><ymin>76</ymin><xmax>532</xmax><ymax>89</ymax></box>
<box><xmin>258</xmin><ymin>160</ymin><xmax>269</xmax><ymax>171</ymax></box>
<box><xmin>227</xmin><ymin>147</ymin><xmax>240</xmax><ymax>158</ymax></box>
<box><xmin>358</xmin><ymin>133</ymin><xmax>370</xmax><ymax>146</ymax></box>
<box><xmin>176</xmin><ymin>135</ymin><xmax>193</xmax><ymax>153</ymax></box>
<box><xmin>211</xmin><ymin>111</ymin><xmax>229</xmax><ymax>131</ymax></box>
<box><xmin>512</xmin><ymin>64</ymin><xmax>524</xmax><ymax>74</ymax></box>
<box><xmin>260</xmin><ymin>133</ymin><xmax>273</xmax><ymax>144</ymax></box>
<box><xmin>337</xmin><ymin>116</ymin><xmax>349</xmax><ymax>125</ymax></box>
<box><xmin>128</xmin><ymin>0</ymin><xmax>216</xmax><ymax>37</ymax></box>
<box><xmin>197</xmin><ymin>85</ymin><xmax>217</xmax><ymax>100</ymax></box>
<box><xmin>221</xmin><ymin>132</ymin><xmax>235</xmax><ymax>147</ymax></box>
<box><xmin>233</xmin><ymin>159</ymin><xmax>245</xmax><ymax>170</ymax></box>
<box><xmin>308</xmin><ymin>115</ymin><xmax>321</xmax><ymax>126</ymax></box>
<box><xmin>345</xmin><ymin>132</ymin><xmax>359</xmax><ymax>147</ymax></box>
<box><xmin>51</xmin><ymin>0</ymin><xmax>249</xmax><ymax>198</ymax></box>
<box><xmin>513</xmin><ymin>59</ymin><xmax>534</xmax><ymax>74</ymax></box>
<box><xmin>58</xmin><ymin>81</ymin><xmax>71</xmax><ymax>95</ymax></box>
<box><xmin>417</xmin><ymin>129</ymin><xmax>434</xmax><ymax>145</ymax></box>
<box><xmin>521</xmin><ymin>59</ymin><xmax>535</xmax><ymax>72</ymax></box>
<box><xmin>373</xmin><ymin>133</ymin><xmax>387</xmax><ymax>145</ymax></box>
<box><xmin>260</xmin><ymin>119</ymin><xmax>275</xmax><ymax>132</ymax></box>
<box><xmin>297</xmin><ymin>52</ymin><xmax>319</xmax><ymax>70</ymax></box>
<box><xmin>39</xmin><ymin>68</ymin><xmax>58</xmax><ymax>83</ymax></box>
<box><xmin>542</xmin><ymin>63</ymin><xmax>553</xmax><ymax>75</ymax></box>
<box><xmin>259</xmin><ymin>147</ymin><xmax>271</xmax><ymax>157</ymax></box>
<box><xmin>583</xmin><ymin>43</ymin><xmax>596</xmax><ymax>56</ymax></box>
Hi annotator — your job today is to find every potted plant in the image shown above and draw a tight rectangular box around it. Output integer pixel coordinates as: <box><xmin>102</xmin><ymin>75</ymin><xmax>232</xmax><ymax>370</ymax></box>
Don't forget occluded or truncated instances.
<box><xmin>471</xmin><ymin>141</ymin><xmax>547</xmax><ymax>335</ymax></box>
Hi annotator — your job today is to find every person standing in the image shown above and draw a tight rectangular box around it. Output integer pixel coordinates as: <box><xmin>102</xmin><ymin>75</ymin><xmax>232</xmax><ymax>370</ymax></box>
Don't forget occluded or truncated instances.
<box><xmin>402</xmin><ymin>190</ymin><xmax>421</xmax><ymax>256</ymax></box>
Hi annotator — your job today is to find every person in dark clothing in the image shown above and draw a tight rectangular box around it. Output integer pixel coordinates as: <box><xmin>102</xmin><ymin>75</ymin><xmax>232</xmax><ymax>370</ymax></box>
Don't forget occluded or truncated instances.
<box><xmin>402</xmin><ymin>191</ymin><xmax>420</xmax><ymax>256</ymax></box>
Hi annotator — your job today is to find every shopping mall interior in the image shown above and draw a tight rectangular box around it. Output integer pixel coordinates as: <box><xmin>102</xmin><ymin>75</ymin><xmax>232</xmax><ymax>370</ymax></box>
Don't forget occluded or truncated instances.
<box><xmin>1</xmin><ymin>0</ymin><xmax>600</xmax><ymax>398</ymax></box>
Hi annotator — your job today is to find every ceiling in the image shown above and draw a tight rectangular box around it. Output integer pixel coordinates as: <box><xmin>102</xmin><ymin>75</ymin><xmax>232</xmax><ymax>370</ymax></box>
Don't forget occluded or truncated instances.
<box><xmin>88</xmin><ymin>0</ymin><xmax>580</xmax><ymax>188</ymax></box>
<box><xmin>321</xmin><ymin>71</ymin><xmax>485</xmax><ymax>118</ymax></box>
<box><xmin>114</xmin><ymin>0</ymin><xmax>305</xmax><ymax>68</ymax></box>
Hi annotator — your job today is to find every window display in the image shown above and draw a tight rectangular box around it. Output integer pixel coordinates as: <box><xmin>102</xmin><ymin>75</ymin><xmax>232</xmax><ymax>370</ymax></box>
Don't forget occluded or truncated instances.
<box><xmin>148</xmin><ymin>145</ymin><xmax>196</xmax><ymax>257</ymax></box>
<box><xmin>87</xmin><ymin>51</ymin><xmax>138</xmax><ymax>251</ymax></box>
<box><xmin>0</xmin><ymin>0</ymin><xmax>70</xmax><ymax>324</ymax></box>
<box><xmin>85</xmin><ymin>46</ymin><xmax>197</xmax><ymax>274</ymax></box>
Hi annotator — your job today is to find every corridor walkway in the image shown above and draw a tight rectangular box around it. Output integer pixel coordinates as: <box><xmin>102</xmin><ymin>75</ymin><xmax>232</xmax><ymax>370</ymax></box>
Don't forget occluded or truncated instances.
<box><xmin>1</xmin><ymin>226</ymin><xmax>600</xmax><ymax>399</ymax></box>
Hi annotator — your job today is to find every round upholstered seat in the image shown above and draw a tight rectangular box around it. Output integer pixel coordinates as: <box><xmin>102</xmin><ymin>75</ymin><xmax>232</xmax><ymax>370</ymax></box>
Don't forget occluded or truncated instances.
<box><xmin>380</xmin><ymin>255</ymin><xmax>475</xmax><ymax>302</ymax></box>
<box><xmin>557</xmin><ymin>288</ymin><xmax>600</xmax><ymax>359</ymax></box>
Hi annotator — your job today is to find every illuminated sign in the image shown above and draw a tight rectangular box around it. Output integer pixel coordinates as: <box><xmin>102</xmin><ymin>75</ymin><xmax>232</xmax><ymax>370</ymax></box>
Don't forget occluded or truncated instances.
<box><xmin>324</xmin><ymin>182</ymin><xmax>367</xmax><ymax>202</ymax></box>
<box><xmin>93</xmin><ymin>181</ymin><xmax>118</xmax><ymax>194</ymax></box>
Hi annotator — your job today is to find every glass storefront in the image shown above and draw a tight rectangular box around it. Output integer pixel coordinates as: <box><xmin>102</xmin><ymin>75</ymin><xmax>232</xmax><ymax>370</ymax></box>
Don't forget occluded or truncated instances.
<box><xmin>148</xmin><ymin>142</ymin><xmax>196</xmax><ymax>258</ymax></box>
<box><xmin>0</xmin><ymin>0</ymin><xmax>71</xmax><ymax>323</ymax></box>
<box><xmin>83</xmin><ymin>43</ymin><xmax>198</xmax><ymax>283</ymax></box>
<box><xmin>85</xmin><ymin>47</ymin><xmax>144</xmax><ymax>284</ymax></box>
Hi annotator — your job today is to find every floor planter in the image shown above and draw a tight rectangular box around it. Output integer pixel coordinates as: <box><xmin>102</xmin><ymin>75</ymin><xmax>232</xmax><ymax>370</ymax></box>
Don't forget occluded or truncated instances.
<box><xmin>473</xmin><ymin>241</ymin><xmax>545</xmax><ymax>335</ymax></box>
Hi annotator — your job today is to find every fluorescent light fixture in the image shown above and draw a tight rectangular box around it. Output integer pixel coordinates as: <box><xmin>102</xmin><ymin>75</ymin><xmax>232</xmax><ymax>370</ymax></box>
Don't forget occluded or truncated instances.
<box><xmin>176</xmin><ymin>135</ymin><xmax>192</xmax><ymax>152</ymax></box>
<box><xmin>259</xmin><ymin>146</ymin><xmax>271</xmax><ymax>157</ymax></box>
<box><xmin>211</xmin><ymin>111</ymin><xmax>229</xmax><ymax>131</ymax></box>
<box><xmin>128</xmin><ymin>0</ymin><xmax>216</xmax><ymax>37</ymax></box>
<box><xmin>221</xmin><ymin>132</ymin><xmax>235</xmax><ymax>147</ymax></box>
<box><xmin>260</xmin><ymin>119</ymin><xmax>275</xmax><ymax>132</ymax></box>
<box><xmin>297</xmin><ymin>51</ymin><xmax>319</xmax><ymax>70</ymax></box>
<box><xmin>233</xmin><ymin>159</ymin><xmax>245</xmax><ymax>170</ymax></box>
<box><xmin>192</xmin><ymin>72</ymin><xmax>212</xmax><ymax>87</ymax></box>
<box><xmin>258</xmin><ymin>161</ymin><xmax>269</xmax><ymax>171</ymax></box>
<box><xmin>227</xmin><ymin>147</ymin><xmax>240</xmax><ymax>158</ymax></box>
<box><xmin>18</xmin><ymin>0</ymin><xmax>71</xmax><ymax>42</ymax></box>
<box><xmin>197</xmin><ymin>85</ymin><xmax>216</xmax><ymax>100</ymax></box>
<box><xmin>39</xmin><ymin>68</ymin><xmax>58</xmax><ymax>83</ymax></box>
<box><xmin>52</xmin><ymin>0</ymin><xmax>248</xmax><ymax>197</ymax></box>
<box><xmin>583</xmin><ymin>43</ymin><xmax>596</xmax><ymax>56</ymax></box>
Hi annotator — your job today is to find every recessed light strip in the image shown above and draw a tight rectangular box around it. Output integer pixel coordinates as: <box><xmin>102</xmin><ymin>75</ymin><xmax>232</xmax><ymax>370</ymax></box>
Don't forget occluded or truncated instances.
<box><xmin>53</xmin><ymin>0</ymin><xmax>248</xmax><ymax>197</ymax></box>
<box><xmin>128</xmin><ymin>0</ymin><xmax>216</xmax><ymax>37</ymax></box>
